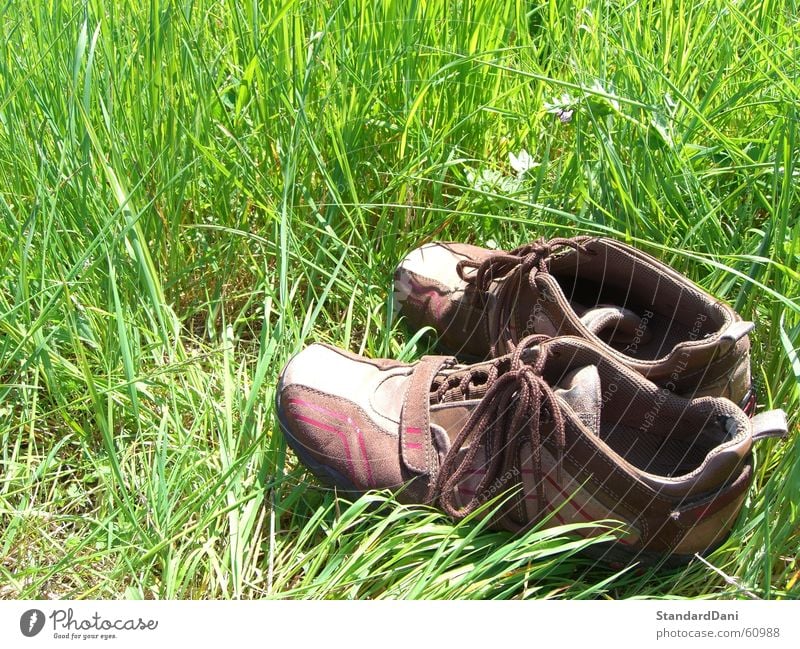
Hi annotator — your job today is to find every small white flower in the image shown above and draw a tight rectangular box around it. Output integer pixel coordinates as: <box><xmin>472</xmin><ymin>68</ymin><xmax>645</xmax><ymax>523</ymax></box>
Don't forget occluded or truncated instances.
<box><xmin>557</xmin><ymin>108</ymin><xmax>574</xmax><ymax>123</ymax></box>
<box><xmin>544</xmin><ymin>92</ymin><xmax>575</xmax><ymax>114</ymax></box>
<box><xmin>544</xmin><ymin>92</ymin><xmax>577</xmax><ymax>124</ymax></box>
<box><xmin>509</xmin><ymin>149</ymin><xmax>537</xmax><ymax>178</ymax></box>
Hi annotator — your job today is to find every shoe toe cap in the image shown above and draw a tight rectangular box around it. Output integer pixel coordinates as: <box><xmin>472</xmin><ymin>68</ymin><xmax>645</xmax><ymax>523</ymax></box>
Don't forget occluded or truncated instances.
<box><xmin>393</xmin><ymin>242</ymin><xmax>492</xmax><ymax>322</ymax></box>
<box><xmin>277</xmin><ymin>345</ymin><xmax>349</xmax><ymax>459</ymax></box>
<box><xmin>276</xmin><ymin>344</ymin><xmax>405</xmax><ymax>492</ymax></box>
<box><xmin>394</xmin><ymin>242</ymin><xmax>472</xmax><ymax>291</ymax></box>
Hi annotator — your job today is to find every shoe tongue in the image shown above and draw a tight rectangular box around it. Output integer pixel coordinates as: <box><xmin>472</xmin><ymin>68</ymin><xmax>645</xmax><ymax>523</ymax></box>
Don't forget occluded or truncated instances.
<box><xmin>554</xmin><ymin>365</ymin><xmax>602</xmax><ymax>436</ymax></box>
<box><xmin>578</xmin><ymin>304</ymin><xmax>649</xmax><ymax>346</ymax></box>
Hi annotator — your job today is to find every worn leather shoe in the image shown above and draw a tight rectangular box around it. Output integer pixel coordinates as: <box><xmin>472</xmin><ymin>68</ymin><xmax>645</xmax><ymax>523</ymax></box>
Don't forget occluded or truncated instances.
<box><xmin>393</xmin><ymin>236</ymin><xmax>754</xmax><ymax>410</ymax></box>
<box><xmin>276</xmin><ymin>335</ymin><xmax>785</xmax><ymax>563</ymax></box>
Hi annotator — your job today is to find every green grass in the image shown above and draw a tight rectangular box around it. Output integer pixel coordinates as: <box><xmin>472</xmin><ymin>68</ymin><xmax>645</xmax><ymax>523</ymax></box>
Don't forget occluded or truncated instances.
<box><xmin>0</xmin><ymin>0</ymin><xmax>798</xmax><ymax>599</ymax></box>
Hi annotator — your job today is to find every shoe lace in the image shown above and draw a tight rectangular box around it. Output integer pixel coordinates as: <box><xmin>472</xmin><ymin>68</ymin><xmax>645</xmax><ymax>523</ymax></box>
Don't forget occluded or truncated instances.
<box><xmin>428</xmin><ymin>335</ymin><xmax>566</xmax><ymax>520</ymax></box>
<box><xmin>456</xmin><ymin>236</ymin><xmax>594</xmax><ymax>355</ymax></box>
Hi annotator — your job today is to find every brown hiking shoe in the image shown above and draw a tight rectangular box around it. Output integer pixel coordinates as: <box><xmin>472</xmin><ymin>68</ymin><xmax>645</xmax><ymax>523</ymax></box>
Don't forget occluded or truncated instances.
<box><xmin>276</xmin><ymin>336</ymin><xmax>786</xmax><ymax>564</ymax></box>
<box><xmin>393</xmin><ymin>236</ymin><xmax>754</xmax><ymax>410</ymax></box>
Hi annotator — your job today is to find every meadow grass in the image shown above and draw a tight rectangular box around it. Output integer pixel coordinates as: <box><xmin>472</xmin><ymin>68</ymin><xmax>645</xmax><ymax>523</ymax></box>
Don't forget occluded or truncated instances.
<box><xmin>0</xmin><ymin>0</ymin><xmax>798</xmax><ymax>599</ymax></box>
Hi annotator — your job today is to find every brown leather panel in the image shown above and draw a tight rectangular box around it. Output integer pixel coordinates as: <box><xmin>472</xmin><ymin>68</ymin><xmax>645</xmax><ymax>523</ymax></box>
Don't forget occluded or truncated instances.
<box><xmin>399</xmin><ymin>355</ymin><xmax>452</xmax><ymax>479</ymax></box>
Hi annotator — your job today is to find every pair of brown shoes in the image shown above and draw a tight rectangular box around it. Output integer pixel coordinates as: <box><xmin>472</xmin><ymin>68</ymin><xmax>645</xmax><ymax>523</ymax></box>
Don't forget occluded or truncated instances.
<box><xmin>277</xmin><ymin>236</ymin><xmax>787</xmax><ymax>564</ymax></box>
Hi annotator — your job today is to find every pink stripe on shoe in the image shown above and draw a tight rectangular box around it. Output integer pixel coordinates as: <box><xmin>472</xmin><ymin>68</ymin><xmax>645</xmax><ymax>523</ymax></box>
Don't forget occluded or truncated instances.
<box><xmin>287</xmin><ymin>397</ymin><xmax>349</xmax><ymax>422</ymax></box>
<box><xmin>293</xmin><ymin>413</ymin><xmax>338</xmax><ymax>434</ymax></box>
<box><xmin>541</xmin><ymin>475</ymin><xmax>635</xmax><ymax>544</ymax></box>
<box><xmin>544</xmin><ymin>474</ymin><xmax>593</xmax><ymax>522</ymax></box>
<box><xmin>291</xmin><ymin>413</ymin><xmax>361</xmax><ymax>489</ymax></box>
<box><xmin>288</xmin><ymin>398</ymin><xmax>375</xmax><ymax>489</ymax></box>
<box><xmin>354</xmin><ymin>424</ymin><xmax>374</xmax><ymax>488</ymax></box>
